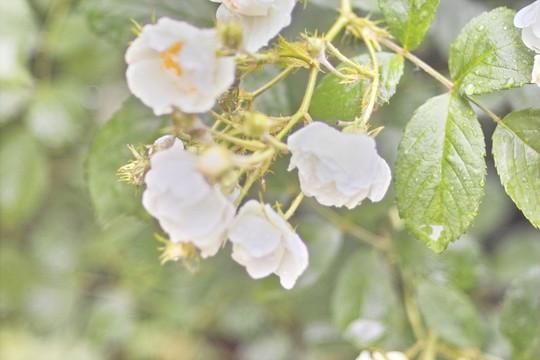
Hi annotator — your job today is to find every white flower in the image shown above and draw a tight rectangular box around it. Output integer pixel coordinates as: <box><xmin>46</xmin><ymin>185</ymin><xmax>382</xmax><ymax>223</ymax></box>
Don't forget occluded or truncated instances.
<box><xmin>514</xmin><ymin>1</ymin><xmax>540</xmax><ymax>52</ymax></box>
<box><xmin>533</xmin><ymin>54</ymin><xmax>540</xmax><ymax>85</ymax></box>
<box><xmin>142</xmin><ymin>136</ymin><xmax>236</xmax><ymax>258</ymax></box>
<box><xmin>125</xmin><ymin>17</ymin><xmax>235</xmax><ymax>115</ymax></box>
<box><xmin>287</xmin><ymin>122</ymin><xmax>391</xmax><ymax>210</ymax></box>
<box><xmin>355</xmin><ymin>350</ymin><xmax>409</xmax><ymax>360</ymax></box>
<box><xmin>227</xmin><ymin>200</ymin><xmax>308</xmax><ymax>289</ymax></box>
<box><xmin>211</xmin><ymin>0</ymin><xmax>297</xmax><ymax>52</ymax></box>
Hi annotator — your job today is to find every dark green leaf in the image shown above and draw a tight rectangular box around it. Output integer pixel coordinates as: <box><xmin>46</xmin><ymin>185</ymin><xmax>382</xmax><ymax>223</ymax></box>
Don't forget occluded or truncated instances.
<box><xmin>500</xmin><ymin>267</ymin><xmax>540</xmax><ymax>360</ymax></box>
<box><xmin>378</xmin><ymin>0</ymin><xmax>440</xmax><ymax>50</ymax></box>
<box><xmin>492</xmin><ymin>108</ymin><xmax>540</xmax><ymax>228</ymax></box>
<box><xmin>417</xmin><ymin>280</ymin><xmax>484</xmax><ymax>348</ymax></box>
<box><xmin>331</xmin><ymin>250</ymin><xmax>398</xmax><ymax>347</ymax></box>
<box><xmin>395</xmin><ymin>93</ymin><xmax>486</xmax><ymax>253</ymax></box>
<box><xmin>310</xmin><ymin>52</ymin><xmax>404</xmax><ymax>121</ymax></box>
<box><xmin>449</xmin><ymin>7</ymin><xmax>533</xmax><ymax>95</ymax></box>
<box><xmin>0</xmin><ymin>128</ymin><xmax>49</xmax><ymax>230</ymax></box>
<box><xmin>86</xmin><ymin>97</ymin><xmax>166</xmax><ymax>226</ymax></box>
<box><xmin>81</xmin><ymin>0</ymin><xmax>216</xmax><ymax>45</ymax></box>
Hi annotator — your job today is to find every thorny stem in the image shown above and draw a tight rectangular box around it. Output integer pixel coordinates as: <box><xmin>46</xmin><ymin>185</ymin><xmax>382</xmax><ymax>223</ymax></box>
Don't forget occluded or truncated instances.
<box><xmin>234</xmin><ymin>156</ymin><xmax>274</xmax><ymax>206</ymax></box>
<box><xmin>276</xmin><ymin>66</ymin><xmax>319</xmax><ymax>139</ymax></box>
<box><xmin>466</xmin><ymin>95</ymin><xmax>503</xmax><ymax>124</ymax></box>
<box><xmin>283</xmin><ymin>192</ymin><xmax>305</xmax><ymax>220</ymax></box>
<box><xmin>250</xmin><ymin>66</ymin><xmax>295</xmax><ymax>98</ymax></box>
<box><xmin>358</xmin><ymin>31</ymin><xmax>380</xmax><ymax>126</ymax></box>
<box><xmin>210</xmin><ymin>130</ymin><xmax>267</xmax><ymax>151</ymax></box>
<box><xmin>324</xmin><ymin>41</ymin><xmax>377</xmax><ymax>78</ymax></box>
<box><xmin>377</xmin><ymin>36</ymin><xmax>454</xmax><ymax>90</ymax></box>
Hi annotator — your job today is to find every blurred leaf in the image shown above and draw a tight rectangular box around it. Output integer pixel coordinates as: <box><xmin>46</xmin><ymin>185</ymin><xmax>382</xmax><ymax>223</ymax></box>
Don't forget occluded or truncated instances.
<box><xmin>449</xmin><ymin>7</ymin><xmax>533</xmax><ymax>95</ymax></box>
<box><xmin>395</xmin><ymin>93</ymin><xmax>485</xmax><ymax>253</ymax></box>
<box><xmin>80</xmin><ymin>0</ymin><xmax>216</xmax><ymax>45</ymax></box>
<box><xmin>378</xmin><ymin>0</ymin><xmax>440</xmax><ymax>51</ymax></box>
<box><xmin>0</xmin><ymin>127</ymin><xmax>49</xmax><ymax>230</ymax></box>
<box><xmin>492</xmin><ymin>108</ymin><xmax>540</xmax><ymax>228</ymax></box>
<box><xmin>310</xmin><ymin>52</ymin><xmax>404</xmax><ymax>121</ymax></box>
<box><xmin>296</xmin><ymin>215</ymin><xmax>343</xmax><ymax>288</ymax></box>
<box><xmin>331</xmin><ymin>250</ymin><xmax>398</xmax><ymax>347</ymax></box>
<box><xmin>86</xmin><ymin>97</ymin><xmax>166</xmax><ymax>226</ymax></box>
<box><xmin>242</xmin><ymin>66</ymin><xmax>292</xmax><ymax>116</ymax></box>
<box><xmin>500</xmin><ymin>267</ymin><xmax>540</xmax><ymax>360</ymax></box>
<box><xmin>417</xmin><ymin>280</ymin><xmax>484</xmax><ymax>348</ymax></box>
<box><xmin>309</xmin><ymin>0</ymin><xmax>379</xmax><ymax>12</ymax></box>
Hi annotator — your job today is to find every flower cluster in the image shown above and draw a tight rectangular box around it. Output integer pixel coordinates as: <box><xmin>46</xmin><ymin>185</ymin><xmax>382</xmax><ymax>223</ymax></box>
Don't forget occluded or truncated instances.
<box><xmin>514</xmin><ymin>0</ymin><xmax>540</xmax><ymax>86</ymax></box>
<box><xmin>121</xmin><ymin>1</ymin><xmax>392</xmax><ymax>290</ymax></box>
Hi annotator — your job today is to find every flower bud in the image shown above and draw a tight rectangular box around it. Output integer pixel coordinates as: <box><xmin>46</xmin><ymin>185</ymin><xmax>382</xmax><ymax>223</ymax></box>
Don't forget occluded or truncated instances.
<box><xmin>218</xmin><ymin>21</ymin><xmax>243</xmax><ymax>51</ymax></box>
<box><xmin>198</xmin><ymin>145</ymin><xmax>233</xmax><ymax>179</ymax></box>
<box><xmin>242</xmin><ymin>111</ymin><xmax>270</xmax><ymax>137</ymax></box>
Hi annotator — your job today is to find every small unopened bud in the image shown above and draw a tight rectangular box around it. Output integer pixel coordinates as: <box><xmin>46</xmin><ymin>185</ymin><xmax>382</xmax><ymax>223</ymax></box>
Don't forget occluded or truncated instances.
<box><xmin>306</xmin><ymin>37</ymin><xmax>325</xmax><ymax>59</ymax></box>
<box><xmin>218</xmin><ymin>21</ymin><xmax>243</xmax><ymax>51</ymax></box>
<box><xmin>198</xmin><ymin>145</ymin><xmax>232</xmax><ymax>179</ymax></box>
<box><xmin>151</xmin><ymin>135</ymin><xmax>176</xmax><ymax>154</ymax></box>
<box><xmin>243</xmin><ymin>111</ymin><xmax>270</xmax><ymax>137</ymax></box>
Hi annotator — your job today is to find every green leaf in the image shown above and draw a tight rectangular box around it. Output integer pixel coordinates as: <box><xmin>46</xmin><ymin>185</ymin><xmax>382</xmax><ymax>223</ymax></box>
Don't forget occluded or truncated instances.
<box><xmin>81</xmin><ymin>0</ymin><xmax>216</xmax><ymax>45</ymax></box>
<box><xmin>331</xmin><ymin>250</ymin><xmax>399</xmax><ymax>347</ymax></box>
<box><xmin>449</xmin><ymin>7</ymin><xmax>533</xmax><ymax>95</ymax></box>
<box><xmin>295</xmin><ymin>215</ymin><xmax>343</xmax><ymax>288</ymax></box>
<box><xmin>310</xmin><ymin>52</ymin><xmax>404</xmax><ymax>121</ymax></box>
<box><xmin>500</xmin><ymin>267</ymin><xmax>540</xmax><ymax>360</ymax></box>
<box><xmin>0</xmin><ymin>127</ymin><xmax>49</xmax><ymax>230</ymax></box>
<box><xmin>395</xmin><ymin>93</ymin><xmax>486</xmax><ymax>253</ymax></box>
<box><xmin>492</xmin><ymin>109</ymin><xmax>540</xmax><ymax>228</ymax></box>
<box><xmin>417</xmin><ymin>280</ymin><xmax>484</xmax><ymax>348</ymax></box>
<box><xmin>378</xmin><ymin>0</ymin><xmax>440</xmax><ymax>51</ymax></box>
<box><xmin>241</xmin><ymin>66</ymin><xmax>292</xmax><ymax>116</ymax></box>
<box><xmin>86</xmin><ymin>97</ymin><xmax>166</xmax><ymax>226</ymax></box>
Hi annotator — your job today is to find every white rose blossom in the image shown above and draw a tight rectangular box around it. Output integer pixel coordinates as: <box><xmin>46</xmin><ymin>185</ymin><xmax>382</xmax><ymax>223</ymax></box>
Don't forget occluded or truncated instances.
<box><xmin>514</xmin><ymin>1</ymin><xmax>540</xmax><ymax>52</ymax></box>
<box><xmin>355</xmin><ymin>350</ymin><xmax>409</xmax><ymax>360</ymax></box>
<box><xmin>533</xmin><ymin>54</ymin><xmax>540</xmax><ymax>86</ymax></box>
<box><xmin>227</xmin><ymin>200</ymin><xmax>309</xmax><ymax>289</ymax></box>
<box><xmin>125</xmin><ymin>17</ymin><xmax>235</xmax><ymax>115</ymax></box>
<box><xmin>287</xmin><ymin>122</ymin><xmax>392</xmax><ymax>210</ymax></box>
<box><xmin>142</xmin><ymin>136</ymin><xmax>236</xmax><ymax>258</ymax></box>
<box><xmin>211</xmin><ymin>0</ymin><xmax>297</xmax><ymax>52</ymax></box>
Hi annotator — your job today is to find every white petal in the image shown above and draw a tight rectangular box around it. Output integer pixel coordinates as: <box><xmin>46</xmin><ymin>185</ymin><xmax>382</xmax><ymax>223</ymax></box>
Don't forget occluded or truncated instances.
<box><xmin>355</xmin><ymin>351</ymin><xmax>373</xmax><ymax>360</ymax></box>
<box><xmin>232</xmin><ymin>243</ymin><xmax>284</xmax><ymax>278</ymax></box>
<box><xmin>125</xmin><ymin>35</ymin><xmax>156</xmax><ymax>64</ymax></box>
<box><xmin>522</xmin><ymin>26</ymin><xmax>540</xmax><ymax>52</ymax></box>
<box><xmin>367</xmin><ymin>156</ymin><xmax>392</xmax><ymax>202</ymax></box>
<box><xmin>514</xmin><ymin>1</ymin><xmax>539</xmax><ymax>28</ymax></box>
<box><xmin>533</xmin><ymin>55</ymin><xmax>540</xmax><ymax>86</ymax></box>
<box><xmin>229</xmin><ymin>214</ymin><xmax>281</xmax><ymax>257</ymax></box>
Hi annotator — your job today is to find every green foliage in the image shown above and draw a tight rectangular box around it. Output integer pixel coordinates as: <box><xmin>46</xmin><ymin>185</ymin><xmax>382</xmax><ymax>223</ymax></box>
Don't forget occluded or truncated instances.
<box><xmin>395</xmin><ymin>93</ymin><xmax>486</xmax><ymax>253</ymax></box>
<box><xmin>331</xmin><ymin>250</ymin><xmax>399</xmax><ymax>346</ymax></box>
<box><xmin>81</xmin><ymin>0</ymin><xmax>216</xmax><ymax>45</ymax></box>
<box><xmin>500</xmin><ymin>267</ymin><xmax>540</xmax><ymax>360</ymax></box>
<box><xmin>492</xmin><ymin>109</ymin><xmax>540</xmax><ymax>228</ymax></box>
<box><xmin>86</xmin><ymin>97</ymin><xmax>166</xmax><ymax>225</ymax></box>
<box><xmin>0</xmin><ymin>128</ymin><xmax>49</xmax><ymax>230</ymax></box>
<box><xmin>378</xmin><ymin>0</ymin><xmax>440</xmax><ymax>51</ymax></box>
<box><xmin>417</xmin><ymin>280</ymin><xmax>484</xmax><ymax>348</ymax></box>
<box><xmin>310</xmin><ymin>52</ymin><xmax>404</xmax><ymax>121</ymax></box>
<box><xmin>449</xmin><ymin>7</ymin><xmax>533</xmax><ymax>95</ymax></box>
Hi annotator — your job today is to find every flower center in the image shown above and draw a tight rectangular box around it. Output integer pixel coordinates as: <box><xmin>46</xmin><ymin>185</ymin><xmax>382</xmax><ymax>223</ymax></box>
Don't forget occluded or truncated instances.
<box><xmin>160</xmin><ymin>41</ymin><xmax>184</xmax><ymax>77</ymax></box>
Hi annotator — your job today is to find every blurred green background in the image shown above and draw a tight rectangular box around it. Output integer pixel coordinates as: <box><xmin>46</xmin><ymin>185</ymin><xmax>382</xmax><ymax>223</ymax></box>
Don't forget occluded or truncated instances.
<box><xmin>1</xmin><ymin>1</ymin><xmax>539</xmax><ymax>359</ymax></box>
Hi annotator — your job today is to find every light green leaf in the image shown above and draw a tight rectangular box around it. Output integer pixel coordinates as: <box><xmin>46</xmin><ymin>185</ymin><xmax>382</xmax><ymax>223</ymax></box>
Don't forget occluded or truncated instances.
<box><xmin>86</xmin><ymin>97</ymin><xmax>166</xmax><ymax>226</ymax></box>
<box><xmin>331</xmin><ymin>250</ymin><xmax>398</xmax><ymax>347</ymax></box>
<box><xmin>0</xmin><ymin>128</ymin><xmax>49</xmax><ymax>230</ymax></box>
<box><xmin>417</xmin><ymin>280</ymin><xmax>484</xmax><ymax>348</ymax></box>
<box><xmin>296</xmin><ymin>216</ymin><xmax>343</xmax><ymax>288</ymax></box>
<box><xmin>492</xmin><ymin>109</ymin><xmax>540</xmax><ymax>228</ymax></box>
<box><xmin>449</xmin><ymin>7</ymin><xmax>533</xmax><ymax>95</ymax></box>
<box><xmin>81</xmin><ymin>0</ymin><xmax>216</xmax><ymax>45</ymax></box>
<box><xmin>378</xmin><ymin>0</ymin><xmax>440</xmax><ymax>51</ymax></box>
<box><xmin>395</xmin><ymin>93</ymin><xmax>486</xmax><ymax>253</ymax></box>
<box><xmin>310</xmin><ymin>52</ymin><xmax>404</xmax><ymax>121</ymax></box>
<box><xmin>500</xmin><ymin>267</ymin><xmax>540</xmax><ymax>360</ymax></box>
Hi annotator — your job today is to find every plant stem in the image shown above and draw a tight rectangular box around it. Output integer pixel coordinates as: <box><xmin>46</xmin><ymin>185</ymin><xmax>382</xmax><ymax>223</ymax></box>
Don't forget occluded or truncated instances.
<box><xmin>250</xmin><ymin>66</ymin><xmax>295</xmax><ymax>98</ymax></box>
<box><xmin>358</xmin><ymin>33</ymin><xmax>380</xmax><ymax>126</ymax></box>
<box><xmin>284</xmin><ymin>192</ymin><xmax>305</xmax><ymax>220</ymax></box>
<box><xmin>466</xmin><ymin>95</ymin><xmax>502</xmax><ymax>124</ymax></box>
<box><xmin>377</xmin><ymin>36</ymin><xmax>454</xmax><ymax>90</ymax></box>
<box><xmin>276</xmin><ymin>66</ymin><xmax>318</xmax><ymax>139</ymax></box>
<box><xmin>210</xmin><ymin>130</ymin><xmax>267</xmax><ymax>151</ymax></box>
<box><xmin>421</xmin><ymin>332</ymin><xmax>438</xmax><ymax>360</ymax></box>
<box><xmin>400</xmin><ymin>268</ymin><xmax>427</xmax><ymax>341</ymax></box>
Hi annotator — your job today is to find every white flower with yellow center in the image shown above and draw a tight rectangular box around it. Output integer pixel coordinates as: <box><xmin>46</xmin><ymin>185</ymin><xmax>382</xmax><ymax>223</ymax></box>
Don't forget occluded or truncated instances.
<box><xmin>211</xmin><ymin>0</ymin><xmax>297</xmax><ymax>52</ymax></box>
<box><xmin>228</xmin><ymin>200</ymin><xmax>309</xmax><ymax>289</ymax></box>
<box><xmin>142</xmin><ymin>136</ymin><xmax>236</xmax><ymax>258</ymax></box>
<box><xmin>287</xmin><ymin>122</ymin><xmax>391</xmax><ymax>209</ymax></box>
<box><xmin>125</xmin><ymin>17</ymin><xmax>236</xmax><ymax>115</ymax></box>
<box><xmin>514</xmin><ymin>1</ymin><xmax>540</xmax><ymax>52</ymax></box>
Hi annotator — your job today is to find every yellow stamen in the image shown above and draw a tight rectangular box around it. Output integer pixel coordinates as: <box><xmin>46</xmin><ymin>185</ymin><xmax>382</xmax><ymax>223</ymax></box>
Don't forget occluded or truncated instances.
<box><xmin>160</xmin><ymin>41</ymin><xmax>184</xmax><ymax>77</ymax></box>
